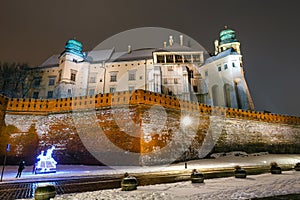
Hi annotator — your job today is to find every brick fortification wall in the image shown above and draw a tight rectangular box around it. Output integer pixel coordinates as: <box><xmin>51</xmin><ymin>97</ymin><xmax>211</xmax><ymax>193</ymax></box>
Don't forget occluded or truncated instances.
<box><xmin>0</xmin><ymin>90</ymin><xmax>299</xmax><ymax>165</ymax></box>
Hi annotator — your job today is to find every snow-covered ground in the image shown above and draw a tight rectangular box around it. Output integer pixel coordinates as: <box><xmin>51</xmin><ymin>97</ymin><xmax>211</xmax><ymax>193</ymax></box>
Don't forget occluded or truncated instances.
<box><xmin>53</xmin><ymin>171</ymin><xmax>299</xmax><ymax>200</ymax></box>
<box><xmin>1</xmin><ymin>154</ymin><xmax>299</xmax><ymax>199</ymax></box>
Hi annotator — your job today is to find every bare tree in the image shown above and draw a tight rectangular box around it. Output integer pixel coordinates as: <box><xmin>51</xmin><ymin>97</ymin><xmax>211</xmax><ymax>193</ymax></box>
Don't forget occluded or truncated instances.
<box><xmin>0</xmin><ymin>62</ymin><xmax>32</xmax><ymax>98</ymax></box>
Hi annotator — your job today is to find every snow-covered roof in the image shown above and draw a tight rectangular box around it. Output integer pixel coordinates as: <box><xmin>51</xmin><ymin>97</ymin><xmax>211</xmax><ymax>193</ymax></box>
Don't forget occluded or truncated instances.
<box><xmin>85</xmin><ymin>49</ymin><xmax>115</xmax><ymax>63</ymax></box>
<box><xmin>37</xmin><ymin>54</ymin><xmax>60</xmax><ymax>68</ymax></box>
<box><xmin>204</xmin><ymin>48</ymin><xmax>239</xmax><ymax>64</ymax></box>
<box><xmin>111</xmin><ymin>48</ymin><xmax>155</xmax><ymax>61</ymax></box>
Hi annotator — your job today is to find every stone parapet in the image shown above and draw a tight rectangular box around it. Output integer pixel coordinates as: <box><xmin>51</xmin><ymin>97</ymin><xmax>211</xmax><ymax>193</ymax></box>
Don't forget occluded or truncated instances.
<box><xmin>3</xmin><ymin>90</ymin><xmax>299</xmax><ymax>125</ymax></box>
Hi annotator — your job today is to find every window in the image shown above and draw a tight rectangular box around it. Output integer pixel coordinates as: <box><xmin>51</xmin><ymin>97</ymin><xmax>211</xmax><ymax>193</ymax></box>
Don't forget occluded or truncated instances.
<box><xmin>175</xmin><ymin>55</ymin><xmax>182</xmax><ymax>63</ymax></box>
<box><xmin>70</xmin><ymin>70</ymin><xmax>77</xmax><ymax>81</ymax></box>
<box><xmin>109</xmin><ymin>87</ymin><xmax>116</xmax><ymax>93</ymax></box>
<box><xmin>184</xmin><ymin>55</ymin><xmax>192</xmax><ymax>63</ymax></box>
<box><xmin>128</xmin><ymin>71</ymin><xmax>136</xmax><ymax>81</ymax></box>
<box><xmin>157</xmin><ymin>55</ymin><xmax>164</xmax><ymax>63</ymax></box>
<box><xmin>34</xmin><ymin>78</ymin><xmax>41</xmax><ymax>86</ymax></box>
<box><xmin>68</xmin><ymin>89</ymin><xmax>72</xmax><ymax>95</ymax></box>
<box><xmin>100</xmin><ymin>79</ymin><xmax>103</xmax><ymax>82</ymax></box>
<box><xmin>139</xmin><ymin>76</ymin><xmax>143</xmax><ymax>80</ymax></box>
<box><xmin>33</xmin><ymin>92</ymin><xmax>39</xmax><ymax>99</ymax></box>
<box><xmin>193</xmin><ymin>54</ymin><xmax>201</xmax><ymax>62</ymax></box>
<box><xmin>232</xmin><ymin>62</ymin><xmax>236</xmax><ymax>68</ymax></box>
<box><xmin>193</xmin><ymin>86</ymin><xmax>198</xmax><ymax>93</ymax></box>
<box><xmin>174</xmin><ymin>78</ymin><xmax>178</xmax><ymax>84</ymax></box>
<box><xmin>47</xmin><ymin>91</ymin><xmax>53</xmax><ymax>98</ymax></box>
<box><xmin>218</xmin><ymin>66</ymin><xmax>222</xmax><ymax>72</ymax></box>
<box><xmin>48</xmin><ymin>77</ymin><xmax>55</xmax><ymax>86</ymax></box>
<box><xmin>167</xmin><ymin>66</ymin><xmax>173</xmax><ymax>71</ymax></box>
<box><xmin>58</xmin><ymin>70</ymin><xmax>62</xmax><ymax>81</ymax></box>
<box><xmin>163</xmin><ymin>78</ymin><xmax>168</xmax><ymax>84</ymax></box>
<box><xmin>128</xmin><ymin>86</ymin><xmax>135</xmax><ymax>91</ymax></box>
<box><xmin>224</xmin><ymin>64</ymin><xmax>228</xmax><ymax>70</ymax></box>
<box><xmin>89</xmin><ymin>89</ymin><xmax>95</xmax><ymax>96</ymax></box>
<box><xmin>205</xmin><ymin>70</ymin><xmax>208</xmax><ymax>77</ymax></box>
<box><xmin>89</xmin><ymin>76</ymin><xmax>96</xmax><ymax>83</ymax></box>
<box><xmin>110</xmin><ymin>72</ymin><xmax>118</xmax><ymax>82</ymax></box>
<box><xmin>166</xmin><ymin>55</ymin><xmax>173</xmax><ymax>63</ymax></box>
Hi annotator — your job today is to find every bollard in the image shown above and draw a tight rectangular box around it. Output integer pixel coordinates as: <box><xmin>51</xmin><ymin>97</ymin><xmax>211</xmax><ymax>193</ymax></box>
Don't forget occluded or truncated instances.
<box><xmin>191</xmin><ymin>169</ymin><xmax>204</xmax><ymax>183</ymax></box>
<box><xmin>34</xmin><ymin>185</ymin><xmax>56</xmax><ymax>200</ymax></box>
<box><xmin>121</xmin><ymin>175</ymin><xmax>138</xmax><ymax>191</ymax></box>
<box><xmin>270</xmin><ymin>162</ymin><xmax>282</xmax><ymax>174</ymax></box>
<box><xmin>294</xmin><ymin>163</ymin><xmax>300</xmax><ymax>171</ymax></box>
<box><xmin>234</xmin><ymin>165</ymin><xmax>247</xmax><ymax>178</ymax></box>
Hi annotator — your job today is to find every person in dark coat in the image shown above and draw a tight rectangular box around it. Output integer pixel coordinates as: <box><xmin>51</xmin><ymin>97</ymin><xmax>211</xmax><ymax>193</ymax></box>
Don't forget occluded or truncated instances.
<box><xmin>16</xmin><ymin>161</ymin><xmax>25</xmax><ymax>178</ymax></box>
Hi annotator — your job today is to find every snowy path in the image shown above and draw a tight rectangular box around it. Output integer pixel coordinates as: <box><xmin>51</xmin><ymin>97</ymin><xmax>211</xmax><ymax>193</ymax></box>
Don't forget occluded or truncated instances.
<box><xmin>53</xmin><ymin>171</ymin><xmax>300</xmax><ymax>200</ymax></box>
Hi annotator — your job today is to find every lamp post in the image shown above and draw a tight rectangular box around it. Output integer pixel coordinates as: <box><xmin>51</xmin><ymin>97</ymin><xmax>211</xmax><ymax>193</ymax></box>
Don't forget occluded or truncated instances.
<box><xmin>1</xmin><ymin>144</ymin><xmax>10</xmax><ymax>182</ymax></box>
<box><xmin>182</xmin><ymin>116</ymin><xmax>192</xmax><ymax>169</ymax></box>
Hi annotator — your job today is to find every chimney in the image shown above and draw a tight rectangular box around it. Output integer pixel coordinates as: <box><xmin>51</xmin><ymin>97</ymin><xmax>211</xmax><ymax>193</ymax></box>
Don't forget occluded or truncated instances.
<box><xmin>169</xmin><ymin>35</ymin><xmax>173</xmax><ymax>47</ymax></box>
<box><xmin>163</xmin><ymin>41</ymin><xmax>167</xmax><ymax>48</ymax></box>
<box><xmin>180</xmin><ymin>35</ymin><xmax>183</xmax><ymax>47</ymax></box>
<box><xmin>128</xmin><ymin>45</ymin><xmax>131</xmax><ymax>53</ymax></box>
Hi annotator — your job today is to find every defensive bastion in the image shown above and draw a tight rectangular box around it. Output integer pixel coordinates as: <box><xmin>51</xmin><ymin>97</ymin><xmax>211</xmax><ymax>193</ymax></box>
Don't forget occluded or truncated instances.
<box><xmin>0</xmin><ymin>90</ymin><xmax>299</xmax><ymax>165</ymax></box>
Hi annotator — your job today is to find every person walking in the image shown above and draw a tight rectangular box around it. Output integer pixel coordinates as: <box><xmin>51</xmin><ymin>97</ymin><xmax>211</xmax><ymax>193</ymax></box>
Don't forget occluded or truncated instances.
<box><xmin>16</xmin><ymin>161</ymin><xmax>25</xmax><ymax>178</ymax></box>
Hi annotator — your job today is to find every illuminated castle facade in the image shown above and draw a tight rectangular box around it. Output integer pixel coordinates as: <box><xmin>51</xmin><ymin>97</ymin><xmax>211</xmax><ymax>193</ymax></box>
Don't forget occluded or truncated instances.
<box><xmin>27</xmin><ymin>27</ymin><xmax>254</xmax><ymax>110</ymax></box>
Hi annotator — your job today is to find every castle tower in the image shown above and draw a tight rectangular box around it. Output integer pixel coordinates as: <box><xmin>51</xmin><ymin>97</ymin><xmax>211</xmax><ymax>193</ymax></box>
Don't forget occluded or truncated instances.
<box><xmin>201</xmin><ymin>27</ymin><xmax>255</xmax><ymax>110</ymax></box>
<box><xmin>54</xmin><ymin>39</ymin><xmax>89</xmax><ymax>98</ymax></box>
<box><xmin>214</xmin><ymin>26</ymin><xmax>241</xmax><ymax>55</ymax></box>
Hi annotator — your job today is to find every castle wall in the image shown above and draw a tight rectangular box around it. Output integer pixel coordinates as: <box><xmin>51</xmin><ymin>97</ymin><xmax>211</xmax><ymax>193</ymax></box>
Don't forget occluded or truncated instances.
<box><xmin>0</xmin><ymin>90</ymin><xmax>299</xmax><ymax>165</ymax></box>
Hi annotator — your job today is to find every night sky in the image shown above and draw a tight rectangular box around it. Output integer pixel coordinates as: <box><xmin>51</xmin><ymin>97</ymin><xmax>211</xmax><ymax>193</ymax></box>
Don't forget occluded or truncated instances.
<box><xmin>1</xmin><ymin>0</ymin><xmax>299</xmax><ymax>116</ymax></box>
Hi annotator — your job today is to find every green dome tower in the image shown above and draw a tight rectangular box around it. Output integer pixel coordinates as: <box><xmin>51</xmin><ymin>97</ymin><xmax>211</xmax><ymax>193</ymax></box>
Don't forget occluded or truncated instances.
<box><xmin>214</xmin><ymin>26</ymin><xmax>241</xmax><ymax>55</ymax></box>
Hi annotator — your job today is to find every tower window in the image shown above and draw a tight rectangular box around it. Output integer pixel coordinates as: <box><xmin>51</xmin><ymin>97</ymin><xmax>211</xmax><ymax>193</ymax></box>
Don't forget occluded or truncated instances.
<box><xmin>58</xmin><ymin>70</ymin><xmax>62</xmax><ymax>81</ymax></box>
<box><xmin>218</xmin><ymin>66</ymin><xmax>222</xmax><ymax>72</ymax></box>
<box><xmin>205</xmin><ymin>70</ymin><xmax>208</xmax><ymax>76</ymax></box>
<box><xmin>232</xmin><ymin>62</ymin><xmax>236</xmax><ymax>68</ymax></box>
<box><xmin>70</xmin><ymin>70</ymin><xmax>77</xmax><ymax>82</ymax></box>
<box><xmin>71</xmin><ymin>73</ymin><xmax>76</xmax><ymax>81</ymax></box>
<box><xmin>224</xmin><ymin>64</ymin><xmax>228</xmax><ymax>70</ymax></box>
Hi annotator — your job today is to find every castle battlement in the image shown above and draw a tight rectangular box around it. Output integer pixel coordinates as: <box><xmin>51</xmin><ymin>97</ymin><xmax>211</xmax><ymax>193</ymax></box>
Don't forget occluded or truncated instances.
<box><xmin>1</xmin><ymin>90</ymin><xmax>299</xmax><ymax>125</ymax></box>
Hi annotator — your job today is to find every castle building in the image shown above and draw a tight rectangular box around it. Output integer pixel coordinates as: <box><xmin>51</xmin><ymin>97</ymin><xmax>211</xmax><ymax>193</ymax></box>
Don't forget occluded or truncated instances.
<box><xmin>27</xmin><ymin>27</ymin><xmax>254</xmax><ymax>110</ymax></box>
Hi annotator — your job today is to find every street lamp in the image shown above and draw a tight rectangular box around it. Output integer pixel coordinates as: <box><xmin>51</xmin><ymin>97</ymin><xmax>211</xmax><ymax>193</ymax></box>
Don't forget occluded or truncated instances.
<box><xmin>1</xmin><ymin>144</ymin><xmax>10</xmax><ymax>182</ymax></box>
<box><xmin>182</xmin><ymin>116</ymin><xmax>192</xmax><ymax>169</ymax></box>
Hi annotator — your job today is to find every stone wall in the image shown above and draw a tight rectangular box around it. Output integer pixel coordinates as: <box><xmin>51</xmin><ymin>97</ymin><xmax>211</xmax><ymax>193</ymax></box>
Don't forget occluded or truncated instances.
<box><xmin>0</xmin><ymin>90</ymin><xmax>299</xmax><ymax>165</ymax></box>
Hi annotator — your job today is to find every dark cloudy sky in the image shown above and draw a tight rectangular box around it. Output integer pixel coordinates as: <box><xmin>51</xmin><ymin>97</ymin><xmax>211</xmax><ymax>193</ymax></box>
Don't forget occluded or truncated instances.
<box><xmin>1</xmin><ymin>0</ymin><xmax>299</xmax><ymax>116</ymax></box>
